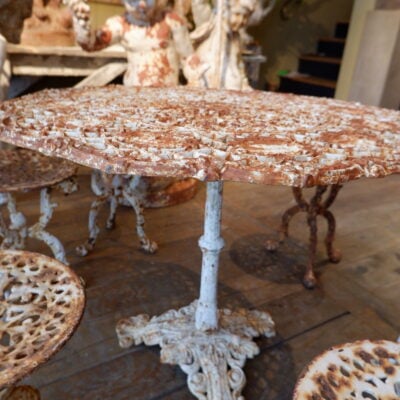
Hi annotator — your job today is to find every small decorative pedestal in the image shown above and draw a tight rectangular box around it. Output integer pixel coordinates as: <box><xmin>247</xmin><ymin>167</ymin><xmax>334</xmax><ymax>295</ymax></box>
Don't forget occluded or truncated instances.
<box><xmin>116</xmin><ymin>182</ymin><xmax>275</xmax><ymax>400</ymax></box>
<box><xmin>266</xmin><ymin>185</ymin><xmax>343</xmax><ymax>289</ymax></box>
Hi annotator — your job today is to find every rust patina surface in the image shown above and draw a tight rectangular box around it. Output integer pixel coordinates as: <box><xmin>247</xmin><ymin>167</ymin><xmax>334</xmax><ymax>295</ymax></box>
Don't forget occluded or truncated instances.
<box><xmin>0</xmin><ymin>148</ymin><xmax>77</xmax><ymax>193</ymax></box>
<box><xmin>293</xmin><ymin>340</ymin><xmax>400</xmax><ymax>400</ymax></box>
<box><xmin>0</xmin><ymin>250</ymin><xmax>85</xmax><ymax>390</ymax></box>
<box><xmin>0</xmin><ymin>86</ymin><xmax>399</xmax><ymax>187</ymax></box>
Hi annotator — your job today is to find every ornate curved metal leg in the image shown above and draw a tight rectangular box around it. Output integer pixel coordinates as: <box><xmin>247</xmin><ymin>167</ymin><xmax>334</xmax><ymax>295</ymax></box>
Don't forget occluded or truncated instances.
<box><xmin>304</xmin><ymin>211</ymin><xmax>318</xmax><ymax>289</ymax></box>
<box><xmin>29</xmin><ymin>188</ymin><xmax>67</xmax><ymax>264</ymax></box>
<box><xmin>122</xmin><ymin>180</ymin><xmax>157</xmax><ymax>254</ymax></box>
<box><xmin>321</xmin><ymin>184</ymin><xmax>342</xmax><ymax>263</ymax></box>
<box><xmin>76</xmin><ymin>194</ymin><xmax>108</xmax><ymax>256</ymax></box>
<box><xmin>0</xmin><ymin>195</ymin><xmax>12</xmax><ymax>246</ymax></box>
<box><xmin>90</xmin><ymin>169</ymin><xmax>105</xmax><ymax>197</ymax></box>
<box><xmin>1</xmin><ymin>194</ymin><xmax>27</xmax><ymax>249</ymax></box>
<box><xmin>91</xmin><ymin>170</ymin><xmax>119</xmax><ymax>230</ymax></box>
<box><xmin>322</xmin><ymin>209</ymin><xmax>341</xmax><ymax>263</ymax></box>
<box><xmin>280</xmin><ymin>204</ymin><xmax>302</xmax><ymax>241</ymax></box>
<box><xmin>116</xmin><ymin>182</ymin><xmax>275</xmax><ymax>400</ymax></box>
<box><xmin>303</xmin><ymin>186</ymin><xmax>327</xmax><ymax>289</ymax></box>
<box><xmin>268</xmin><ymin>185</ymin><xmax>343</xmax><ymax>288</ymax></box>
<box><xmin>265</xmin><ymin>187</ymin><xmax>307</xmax><ymax>251</ymax></box>
<box><xmin>106</xmin><ymin>194</ymin><xmax>118</xmax><ymax>230</ymax></box>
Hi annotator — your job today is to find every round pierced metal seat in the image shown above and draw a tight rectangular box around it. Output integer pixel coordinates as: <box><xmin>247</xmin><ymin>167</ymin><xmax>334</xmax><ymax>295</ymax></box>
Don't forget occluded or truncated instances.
<box><xmin>0</xmin><ymin>250</ymin><xmax>85</xmax><ymax>397</ymax></box>
<box><xmin>293</xmin><ymin>340</ymin><xmax>400</xmax><ymax>400</ymax></box>
<box><xmin>0</xmin><ymin>149</ymin><xmax>76</xmax><ymax>193</ymax></box>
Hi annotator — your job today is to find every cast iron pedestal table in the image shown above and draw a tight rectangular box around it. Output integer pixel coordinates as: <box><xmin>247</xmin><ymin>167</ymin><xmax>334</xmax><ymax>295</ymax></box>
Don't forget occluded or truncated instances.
<box><xmin>0</xmin><ymin>86</ymin><xmax>399</xmax><ymax>399</ymax></box>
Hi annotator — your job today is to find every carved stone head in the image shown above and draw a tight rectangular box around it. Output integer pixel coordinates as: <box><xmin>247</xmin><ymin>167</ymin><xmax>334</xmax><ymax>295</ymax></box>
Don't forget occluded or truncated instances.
<box><xmin>229</xmin><ymin>0</ymin><xmax>256</xmax><ymax>31</ymax></box>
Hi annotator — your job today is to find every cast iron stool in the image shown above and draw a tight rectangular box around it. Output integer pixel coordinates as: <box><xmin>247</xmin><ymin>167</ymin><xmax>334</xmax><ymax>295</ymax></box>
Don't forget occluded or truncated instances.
<box><xmin>293</xmin><ymin>339</ymin><xmax>400</xmax><ymax>400</ymax></box>
<box><xmin>266</xmin><ymin>185</ymin><xmax>343</xmax><ymax>289</ymax></box>
<box><xmin>0</xmin><ymin>250</ymin><xmax>85</xmax><ymax>399</ymax></box>
<box><xmin>0</xmin><ymin>149</ymin><xmax>78</xmax><ymax>264</ymax></box>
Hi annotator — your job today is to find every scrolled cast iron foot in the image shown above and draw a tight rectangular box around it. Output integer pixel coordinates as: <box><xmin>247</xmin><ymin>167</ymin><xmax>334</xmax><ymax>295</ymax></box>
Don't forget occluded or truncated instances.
<box><xmin>139</xmin><ymin>237</ymin><xmax>158</xmax><ymax>254</ymax></box>
<box><xmin>116</xmin><ymin>301</ymin><xmax>275</xmax><ymax>400</ymax></box>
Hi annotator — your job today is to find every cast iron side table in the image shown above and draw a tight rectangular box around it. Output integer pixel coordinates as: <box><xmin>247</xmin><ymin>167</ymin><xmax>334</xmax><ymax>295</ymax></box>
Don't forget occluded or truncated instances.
<box><xmin>0</xmin><ymin>86</ymin><xmax>399</xmax><ymax>399</ymax></box>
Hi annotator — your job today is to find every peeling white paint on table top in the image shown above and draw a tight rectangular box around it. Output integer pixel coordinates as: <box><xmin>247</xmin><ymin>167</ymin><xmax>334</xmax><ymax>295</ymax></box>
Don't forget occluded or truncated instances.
<box><xmin>0</xmin><ymin>85</ymin><xmax>399</xmax><ymax>187</ymax></box>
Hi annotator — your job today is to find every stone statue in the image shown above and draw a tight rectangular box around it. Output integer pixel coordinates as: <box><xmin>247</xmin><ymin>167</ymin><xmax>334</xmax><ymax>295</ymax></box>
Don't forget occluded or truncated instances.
<box><xmin>189</xmin><ymin>0</ymin><xmax>258</xmax><ymax>90</ymax></box>
<box><xmin>67</xmin><ymin>0</ymin><xmax>203</xmax><ymax>86</ymax></box>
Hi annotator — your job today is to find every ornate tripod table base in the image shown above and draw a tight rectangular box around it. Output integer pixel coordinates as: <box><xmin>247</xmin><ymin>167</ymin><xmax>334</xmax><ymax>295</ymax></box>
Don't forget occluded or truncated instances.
<box><xmin>116</xmin><ymin>182</ymin><xmax>276</xmax><ymax>400</ymax></box>
<box><xmin>117</xmin><ymin>301</ymin><xmax>275</xmax><ymax>400</ymax></box>
<box><xmin>266</xmin><ymin>184</ymin><xmax>343</xmax><ymax>289</ymax></box>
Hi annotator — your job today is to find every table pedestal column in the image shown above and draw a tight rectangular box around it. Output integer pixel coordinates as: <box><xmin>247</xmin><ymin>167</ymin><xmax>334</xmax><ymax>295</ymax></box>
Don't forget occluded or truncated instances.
<box><xmin>116</xmin><ymin>182</ymin><xmax>275</xmax><ymax>400</ymax></box>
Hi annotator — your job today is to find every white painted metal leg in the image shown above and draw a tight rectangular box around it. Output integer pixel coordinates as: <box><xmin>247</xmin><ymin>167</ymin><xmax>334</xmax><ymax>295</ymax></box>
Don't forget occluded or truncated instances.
<box><xmin>122</xmin><ymin>176</ymin><xmax>158</xmax><ymax>254</ymax></box>
<box><xmin>196</xmin><ymin>181</ymin><xmax>225</xmax><ymax>331</ymax></box>
<box><xmin>76</xmin><ymin>195</ymin><xmax>107</xmax><ymax>256</ymax></box>
<box><xmin>106</xmin><ymin>195</ymin><xmax>118</xmax><ymax>230</ymax></box>
<box><xmin>116</xmin><ymin>181</ymin><xmax>276</xmax><ymax>400</ymax></box>
<box><xmin>0</xmin><ymin>181</ymin><xmax>76</xmax><ymax>264</ymax></box>
<box><xmin>28</xmin><ymin>188</ymin><xmax>67</xmax><ymax>264</ymax></box>
<box><xmin>2</xmin><ymin>193</ymin><xmax>27</xmax><ymax>249</ymax></box>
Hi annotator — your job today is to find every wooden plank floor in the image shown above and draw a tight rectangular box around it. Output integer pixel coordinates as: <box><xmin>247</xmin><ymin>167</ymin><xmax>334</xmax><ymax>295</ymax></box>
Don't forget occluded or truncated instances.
<box><xmin>11</xmin><ymin>171</ymin><xmax>400</xmax><ymax>399</ymax></box>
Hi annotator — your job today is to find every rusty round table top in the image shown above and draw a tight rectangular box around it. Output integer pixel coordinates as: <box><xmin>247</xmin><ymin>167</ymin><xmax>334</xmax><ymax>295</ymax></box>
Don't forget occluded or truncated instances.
<box><xmin>0</xmin><ymin>148</ymin><xmax>77</xmax><ymax>192</ymax></box>
<box><xmin>0</xmin><ymin>86</ymin><xmax>399</xmax><ymax>187</ymax></box>
<box><xmin>0</xmin><ymin>250</ymin><xmax>85</xmax><ymax>389</ymax></box>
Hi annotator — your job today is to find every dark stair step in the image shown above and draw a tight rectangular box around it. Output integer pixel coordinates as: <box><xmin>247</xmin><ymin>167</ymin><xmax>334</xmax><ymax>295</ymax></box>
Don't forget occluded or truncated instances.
<box><xmin>279</xmin><ymin>74</ymin><xmax>336</xmax><ymax>98</ymax></box>
<box><xmin>299</xmin><ymin>54</ymin><xmax>341</xmax><ymax>80</ymax></box>
<box><xmin>335</xmin><ymin>22</ymin><xmax>349</xmax><ymax>39</ymax></box>
<box><xmin>317</xmin><ymin>37</ymin><xmax>346</xmax><ymax>58</ymax></box>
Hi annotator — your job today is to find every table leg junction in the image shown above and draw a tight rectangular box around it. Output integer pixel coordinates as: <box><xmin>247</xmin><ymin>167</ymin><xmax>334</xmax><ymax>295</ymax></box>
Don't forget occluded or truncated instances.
<box><xmin>116</xmin><ymin>182</ymin><xmax>275</xmax><ymax>400</ymax></box>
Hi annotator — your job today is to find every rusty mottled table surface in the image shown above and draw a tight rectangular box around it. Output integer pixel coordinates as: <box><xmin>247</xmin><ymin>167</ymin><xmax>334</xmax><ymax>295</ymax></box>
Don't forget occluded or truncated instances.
<box><xmin>0</xmin><ymin>149</ymin><xmax>77</xmax><ymax>193</ymax></box>
<box><xmin>0</xmin><ymin>86</ymin><xmax>399</xmax><ymax>187</ymax></box>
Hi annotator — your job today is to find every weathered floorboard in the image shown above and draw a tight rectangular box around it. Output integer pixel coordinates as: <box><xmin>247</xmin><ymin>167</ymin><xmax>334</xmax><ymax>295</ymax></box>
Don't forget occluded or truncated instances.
<box><xmin>8</xmin><ymin>172</ymin><xmax>398</xmax><ymax>399</ymax></box>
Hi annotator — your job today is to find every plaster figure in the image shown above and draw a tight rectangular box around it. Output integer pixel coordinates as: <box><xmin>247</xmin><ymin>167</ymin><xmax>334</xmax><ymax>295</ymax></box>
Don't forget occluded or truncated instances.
<box><xmin>189</xmin><ymin>0</ymin><xmax>258</xmax><ymax>90</ymax></box>
<box><xmin>68</xmin><ymin>0</ymin><xmax>203</xmax><ymax>86</ymax></box>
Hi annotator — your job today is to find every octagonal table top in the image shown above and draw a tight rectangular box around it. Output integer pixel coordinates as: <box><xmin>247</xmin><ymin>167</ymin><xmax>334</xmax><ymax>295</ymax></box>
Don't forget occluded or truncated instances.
<box><xmin>0</xmin><ymin>85</ymin><xmax>399</xmax><ymax>187</ymax></box>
